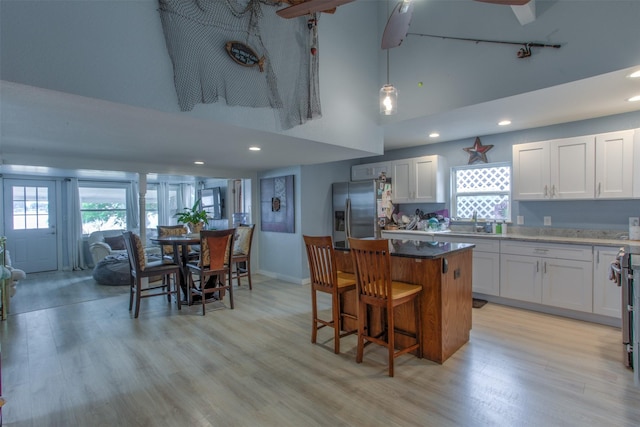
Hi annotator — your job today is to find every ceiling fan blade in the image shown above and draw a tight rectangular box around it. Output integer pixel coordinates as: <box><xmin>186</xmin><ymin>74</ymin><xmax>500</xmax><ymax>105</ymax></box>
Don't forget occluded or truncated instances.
<box><xmin>276</xmin><ymin>0</ymin><xmax>355</xmax><ymax>19</ymax></box>
<box><xmin>474</xmin><ymin>0</ymin><xmax>531</xmax><ymax>5</ymax></box>
<box><xmin>381</xmin><ymin>0</ymin><xmax>415</xmax><ymax>49</ymax></box>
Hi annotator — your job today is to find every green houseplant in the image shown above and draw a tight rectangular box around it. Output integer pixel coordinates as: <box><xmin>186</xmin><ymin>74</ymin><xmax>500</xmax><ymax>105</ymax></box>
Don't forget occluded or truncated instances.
<box><xmin>175</xmin><ymin>199</ymin><xmax>209</xmax><ymax>233</ymax></box>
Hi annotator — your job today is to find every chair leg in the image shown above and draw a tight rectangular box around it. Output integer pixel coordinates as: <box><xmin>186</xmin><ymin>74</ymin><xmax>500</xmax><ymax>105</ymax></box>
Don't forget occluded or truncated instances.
<box><xmin>227</xmin><ymin>272</ymin><xmax>234</xmax><ymax>309</ymax></box>
<box><xmin>235</xmin><ymin>262</ymin><xmax>242</xmax><ymax>287</ymax></box>
<box><xmin>246</xmin><ymin>260</ymin><xmax>252</xmax><ymax>290</ymax></box>
<box><xmin>134</xmin><ymin>279</ymin><xmax>141</xmax><ymax>319</ymax></box>
<box><xmin>129</xmin><ymin>277</ymin><xmax>134</xmax><ymax>311</ymax></box>
<box><xmin>175</xmin><ymin>273</ymin><xmax>181</xmax><ymax>310</ymax></box>
<box><xmin>388</xmin><ymin>307</ymin><xmax>395</xmax><ymax>378</ymax></box>
<box><xmin>332</xmin><ymin>292</ymin><xmax>340</xmax><ymax>354</ymax></box>
<box><xmin>356</xmin><ymin>300</ymin><xmax>366</xmax><ymax>364</ymax></box>
<box><xmin>414</xmin><ymin>297</ymin><xmax>421</xmax><ymax>359</ymax></box>
<box><xmin>311</xmin><ymin>287</ymin><xmax>318</xmax><ymax>344</ymax></box>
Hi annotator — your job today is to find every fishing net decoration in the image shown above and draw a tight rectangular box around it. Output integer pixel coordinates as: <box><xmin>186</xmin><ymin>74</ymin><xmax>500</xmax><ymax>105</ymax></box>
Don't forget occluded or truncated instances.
<box><xmin>158</xmin><ymin>0</ymin><xmax>322</xmax><ymax>130</ymax></box>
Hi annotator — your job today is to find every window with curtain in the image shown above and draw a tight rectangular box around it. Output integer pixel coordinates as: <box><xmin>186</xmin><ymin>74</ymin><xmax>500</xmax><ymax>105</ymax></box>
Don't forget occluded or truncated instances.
<box><xmin>78</xmin><ymin>184</ymin><xmax>128</xmax><ymax>234</ymax></box>
<box><xmin>451</xmin><ymin>162</ymin><xmax>511</xmax><ymax>221</ymax></box>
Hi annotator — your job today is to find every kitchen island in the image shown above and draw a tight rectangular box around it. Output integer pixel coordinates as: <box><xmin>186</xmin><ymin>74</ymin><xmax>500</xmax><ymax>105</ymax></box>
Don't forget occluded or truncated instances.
<box><xmin>335</xmin><ymin>240</ymin><xmax>474</xmax><ymax>364</ymax></box>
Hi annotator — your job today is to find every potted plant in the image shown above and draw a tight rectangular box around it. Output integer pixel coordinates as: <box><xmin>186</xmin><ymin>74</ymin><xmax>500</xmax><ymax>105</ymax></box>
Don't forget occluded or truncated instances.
<box><xmin>175</xmin><ymin>199</ymin><xmax>209</xmax><ymax>233</ymax></box>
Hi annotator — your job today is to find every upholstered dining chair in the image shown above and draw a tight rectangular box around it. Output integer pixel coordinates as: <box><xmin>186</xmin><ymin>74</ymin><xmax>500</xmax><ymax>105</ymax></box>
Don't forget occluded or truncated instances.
<box><xmin>186</xmin><ymin>229</ymin><xmax>235</xmax><ymax>315</ymax></box>
<box><xmin>122</xmin><ymin>231</ymin><xmax>181</xmax><ymax>318</ymax></box>
<box><xmin>348</xmin><ymin>237</ymin><xmax>423</xmax><ymax>377</ymax></box>
<box><xmin>231</xmin><ymin>224</ymin><xmax>255</xmax><ymax>289</ymax></box>
<box><xmin>157</xmin><ymin>225</ymin><xmax>189</xmax><ymax>260</ymax></box>
<box><xmin>303</xmin><ymin>235</ymin><xmax>358</xmax><ymax>354</ymax></box>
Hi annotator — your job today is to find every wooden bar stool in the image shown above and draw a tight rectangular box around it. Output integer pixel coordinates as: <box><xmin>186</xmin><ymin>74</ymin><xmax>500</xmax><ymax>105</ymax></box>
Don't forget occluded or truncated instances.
<box><xmin>303</xmin><ymin>235</ymin><xmax>358</xmax><ymax>354</ymax></box>
<box><xmin>348</xmin><ymin>237</ymin><xmax>422</xmax><ymax>377</ymax></box>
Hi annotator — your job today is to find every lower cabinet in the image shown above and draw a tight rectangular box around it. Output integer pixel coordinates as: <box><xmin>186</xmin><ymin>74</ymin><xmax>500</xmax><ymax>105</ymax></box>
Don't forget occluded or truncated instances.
<box><xmin>500</xmin><ymin>241</ymin><xmax>593</xmax><ymax>313</ymax></box>
<box><xmin>500</xmin><ymin>253</ymin><xmax>542</xmax><ymax>303</ymax></box>
<box><xmin>432</xmin><ymin>235</ymin><xmax>500</xmax><ymax>296</ymax></box>
<box><xmin>593</xmin><ymin>245</ymin><xmax>623</xmax><ymax>318</ymax></box>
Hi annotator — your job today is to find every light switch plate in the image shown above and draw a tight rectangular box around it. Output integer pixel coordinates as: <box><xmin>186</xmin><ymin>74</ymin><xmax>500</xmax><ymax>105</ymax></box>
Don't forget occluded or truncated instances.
<box><xmin>544</xmin><ymin>216</ymin><xmax>552</xmax><ymax>226</ymax></box>
<box><xmin>630</xmin><ymin>217</ymin><xmax>639</xmax><ymax>227</ymax></box>
<box><xmin>517</xmin><ymin>215</ymin><xmax>524</xmax><ymax>225</ymax></box>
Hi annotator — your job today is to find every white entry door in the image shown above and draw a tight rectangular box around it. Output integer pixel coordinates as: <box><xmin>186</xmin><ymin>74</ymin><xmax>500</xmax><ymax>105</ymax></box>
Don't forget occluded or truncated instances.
<box><xmin>3</xmin><ymin>179</ymin><xmax>58</xmax><ymax>273</ymax></box>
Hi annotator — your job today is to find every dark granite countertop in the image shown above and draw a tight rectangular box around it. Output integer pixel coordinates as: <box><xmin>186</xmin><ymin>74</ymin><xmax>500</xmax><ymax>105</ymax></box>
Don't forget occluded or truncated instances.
<box><xmin>336</xmin><ymin>239</ymin><xmax>475</xmax><ymax>259</ymax></box>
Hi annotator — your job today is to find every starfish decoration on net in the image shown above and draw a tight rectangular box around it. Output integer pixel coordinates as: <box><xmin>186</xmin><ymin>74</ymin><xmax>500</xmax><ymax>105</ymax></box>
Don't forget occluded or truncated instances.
<box><xmin>463</xmin><ymin>137</ymin><xmax>494</xmax><ymax>164</ymax></box>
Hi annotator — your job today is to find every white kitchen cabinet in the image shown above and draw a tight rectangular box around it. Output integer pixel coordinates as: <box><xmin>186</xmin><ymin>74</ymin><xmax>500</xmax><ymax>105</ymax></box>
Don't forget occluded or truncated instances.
<box><xmin>512</xmin><ymin>136</ymin><xmax>594</xmax><ymax>200</ymax></box>
<box><xmin>500</xmin><ymin>241</ymin><xmax>593</xmax><ymax>312</ymax></box>
<box><xmin>500</xmin><ymin>253</ymin><xmax>542</xmax><ymax>303</ymax></box>
<box><xmin>435</xmin><ymin>235</ymin><xmax>500</xmax><ymax>296</ymax></box>
<box><xmin>512</xmin><ymin>141</ymin><xmax>549</xmax><ymax>200</ymax></box>
<box><xmin>592</xmin><ymin>245</ymin><xmax>623</xmax><ymax>318</ymax></box>
<box><xmin>351</xmin><ymin>162</ymin><xmax>391</xmax><ymax>181</ymax></box>
<box><xmin>595</xmin><ymin>130</ymin><xmax>634</xmax><ymax>199</ymax></box>
<box><xmin>391</xmin><ymin>155</ymin><xmax>446</xmax><ymax>203</ymax></box>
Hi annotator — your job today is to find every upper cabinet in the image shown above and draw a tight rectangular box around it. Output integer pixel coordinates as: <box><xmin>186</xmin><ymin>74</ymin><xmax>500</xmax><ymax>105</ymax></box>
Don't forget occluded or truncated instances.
<box><xmin>351</xmin><ymin>162</ymin><xmax>391</xmax><ymax>181</ymax></box>
<box><xmin>595</xmin><ymin>130</ymin><xmax>634</xmax><ymax>199</ymax></box>
<box><xmin>513</xmin><ymin>130</ymin><xmax>635</xmax><ymax>201</ymax></box>
<box><xmin>391</xmin><ymin>155</ymin><xmax>447</xmax><ymax>203</ymax></box>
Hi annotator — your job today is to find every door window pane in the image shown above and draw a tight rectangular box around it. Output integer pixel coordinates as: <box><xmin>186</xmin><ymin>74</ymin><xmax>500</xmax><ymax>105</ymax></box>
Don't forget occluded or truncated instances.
<box><xmin>11</xmin><ymin>186</ymin><xmax>50</xmax><ymax>230</ymax></box>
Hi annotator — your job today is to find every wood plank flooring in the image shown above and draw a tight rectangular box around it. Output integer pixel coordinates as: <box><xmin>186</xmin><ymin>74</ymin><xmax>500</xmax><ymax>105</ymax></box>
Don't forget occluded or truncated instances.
<box><xmin>1</xmin><ymin>270</ymin><xmax>640</xmax><ymax>426</ymax></box>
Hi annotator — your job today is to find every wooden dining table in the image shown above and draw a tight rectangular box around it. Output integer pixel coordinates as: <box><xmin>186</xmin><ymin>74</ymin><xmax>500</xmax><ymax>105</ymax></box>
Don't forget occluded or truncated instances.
<box><xmin>151</xmin><ymin>234</ymin><xmax>200</xmax><ymax>303</ymax></box>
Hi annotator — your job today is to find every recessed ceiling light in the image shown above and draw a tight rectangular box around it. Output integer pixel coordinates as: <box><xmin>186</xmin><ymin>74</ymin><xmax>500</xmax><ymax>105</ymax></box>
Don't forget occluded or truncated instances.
<box><xmin>498</xmin><ymin>120</ymin><xmax>512</xmax><ymax>126</ymax></box>
<box><xmin>429</xmin><ymin>132</ymin><xmax>440</xmax><ymax>138</ymax></box>
<box><xmin>249</xmin><ymin>146</ymin><xmax>261</xmax><ymax>151</ymax></box>
<box><xmin>628</xmin><ymin>70</ymin><xmax>640</xmax><ymax>79</ymax></box>
<box><xmin>628</xmin><ymin>95</ymin><xmax>640</xmax><ymax>102</ymax></box>
<box><xmin>194</xmin><ymin>161</ymin><xmax>204</xmax><ymax>165</ymax></box>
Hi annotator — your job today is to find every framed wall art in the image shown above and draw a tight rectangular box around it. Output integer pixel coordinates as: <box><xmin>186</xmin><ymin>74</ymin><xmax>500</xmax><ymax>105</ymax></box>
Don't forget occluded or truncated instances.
<box><xmin>260</xmin><ymin>175</ymin><xmax>294</xmax><ymax>233</ymax></box>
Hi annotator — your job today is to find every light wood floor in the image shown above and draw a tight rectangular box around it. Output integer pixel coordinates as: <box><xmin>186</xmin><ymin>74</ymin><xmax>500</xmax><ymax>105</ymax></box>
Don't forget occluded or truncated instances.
<box><xmin>2</xmin><ymin>270</ymin><xmax>640</xmax><ymax>426</ymax></box>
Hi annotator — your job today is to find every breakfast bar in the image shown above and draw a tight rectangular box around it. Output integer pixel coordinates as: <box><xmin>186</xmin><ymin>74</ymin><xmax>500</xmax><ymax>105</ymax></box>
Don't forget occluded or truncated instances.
<box><xmin>335</xmin><ymin>240</ymin><xmax>475</xmax><ymax>364</ymax></box>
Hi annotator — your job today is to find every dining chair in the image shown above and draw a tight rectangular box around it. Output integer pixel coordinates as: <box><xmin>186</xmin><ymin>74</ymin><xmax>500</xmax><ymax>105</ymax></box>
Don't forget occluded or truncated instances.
<box><xmin>186</xmin><ymin>229</ymin><xmax>235</xmax><ymax>315</ymax></box>
<box><xmin>156</xmin><ymin>225</ymin><xmax>189</xmax><ymax>260</ymax></box>
<box><xmin>303</xmin><ymin>235</ymin><xmax>358</xmax><ymax>354</ymax></box>
<box><xmin>348</xmin><ymin>237</ymin><xmax>422</xmax><ymax>377</ymax></box>
<box><xmin>122</xmin><ymin>231</ymin><xmax>181</xmax><ymax>318</ymax></box>
<box><xmin>231</xmin><ymin>224</ymin><xmax>255</xmax><ymax>290</ymax></box>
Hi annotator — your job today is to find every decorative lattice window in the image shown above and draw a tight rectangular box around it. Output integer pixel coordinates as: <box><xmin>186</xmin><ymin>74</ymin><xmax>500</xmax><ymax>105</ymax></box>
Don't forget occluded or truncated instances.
<box><xmin>452</xmin><ymin>162</ymin><xmax>511</xmax><ymax>221</ymax></box>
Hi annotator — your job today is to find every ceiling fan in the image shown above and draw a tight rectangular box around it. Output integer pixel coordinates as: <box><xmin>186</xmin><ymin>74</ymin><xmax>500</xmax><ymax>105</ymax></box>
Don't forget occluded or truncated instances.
<box><xmin>276</xmin><ymin>0</ymin><xmax>531</xmax><ymax>20</ymax></box>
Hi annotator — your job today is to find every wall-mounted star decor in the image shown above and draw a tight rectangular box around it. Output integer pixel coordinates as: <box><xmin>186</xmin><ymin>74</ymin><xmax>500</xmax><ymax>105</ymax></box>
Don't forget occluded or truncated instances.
<box><xmin>463</xmin><ymin>137</ymin><xmax>494</xmax><ymax>164</ymax></box>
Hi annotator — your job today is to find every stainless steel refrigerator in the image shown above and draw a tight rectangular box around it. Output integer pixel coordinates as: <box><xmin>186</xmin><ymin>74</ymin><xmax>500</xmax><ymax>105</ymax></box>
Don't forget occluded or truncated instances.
<box><xmin>332</xmin><ymin>179</ymin><xmax>392</xmax><ymax>248</ymax></box>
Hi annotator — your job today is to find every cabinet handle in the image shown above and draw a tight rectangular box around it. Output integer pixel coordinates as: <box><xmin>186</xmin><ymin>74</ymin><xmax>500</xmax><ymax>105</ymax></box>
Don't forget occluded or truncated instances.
<box><xmin>544</xmin><ymin>185</ymin><xmax>548</xmax><ymax>197</ymax></box>
<box><xmin>544</xmin><ymin>261</ymin><xmax>547</xmax><ymax>274</ymax></box>
<box><xmin>596</xmin><ymin>250</ymin><xmax>600</xmax><ymax>264</ymax></box>
<box><xmin>536</xmin><ymin>260</ymin><xmax>539</xmax><ymax>273</ymax></box>
<box><xmin>552</xmin><ymin>185</ymin><xmax>556</xmax><ymax>197</ymax></box>
<box><xmin>597</xmin><ymin>182</ymin><xmax>602</xmax><ymax>197</ymax></box>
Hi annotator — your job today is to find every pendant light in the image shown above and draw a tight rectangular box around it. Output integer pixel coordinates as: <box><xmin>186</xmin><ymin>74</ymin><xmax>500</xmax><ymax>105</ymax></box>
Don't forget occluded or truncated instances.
<box><xmin>380</xmin><ymin>48</ymin><xmax>397</xmax><ymax>115</ymax></box>
<box><xmin>380</xmin><ymin>0</ymin><xmax>410</xmax><ymax>115</ymax></box>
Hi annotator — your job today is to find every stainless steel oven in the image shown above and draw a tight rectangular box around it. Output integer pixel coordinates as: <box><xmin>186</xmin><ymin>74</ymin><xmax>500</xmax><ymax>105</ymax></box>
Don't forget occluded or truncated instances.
<box><xmin>618</xmin><ymin>247</ymin><xmax>634</xmax><ymax>369</ymax></box>
<box><xmin>613</xmin><ymin>247</ymin><xmax>640</xmax><ymax>386</ymax></box>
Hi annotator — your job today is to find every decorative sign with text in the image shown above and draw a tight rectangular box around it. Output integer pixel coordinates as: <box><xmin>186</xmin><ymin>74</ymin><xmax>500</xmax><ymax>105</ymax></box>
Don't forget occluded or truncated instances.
<box><xmin>225</xmin><ymin>41</ymin><xmax>265</xmax><ymax>72</ymax></box>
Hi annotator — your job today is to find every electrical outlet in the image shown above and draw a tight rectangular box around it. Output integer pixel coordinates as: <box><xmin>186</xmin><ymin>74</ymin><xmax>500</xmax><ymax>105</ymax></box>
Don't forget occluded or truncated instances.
<box><xmin>517</xmin><ymin>215</ymin><xmax>524</xmax><ymax>225</ymax></box>
<box><xmin>630</xmin><ymin>217</ymin><xmax>639</xmax><ymax>227</ymax></box>
<box><xmin>544</xmin><ymin>216</ymin><xmax>552</xmax><ymax>226</ymax></box>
